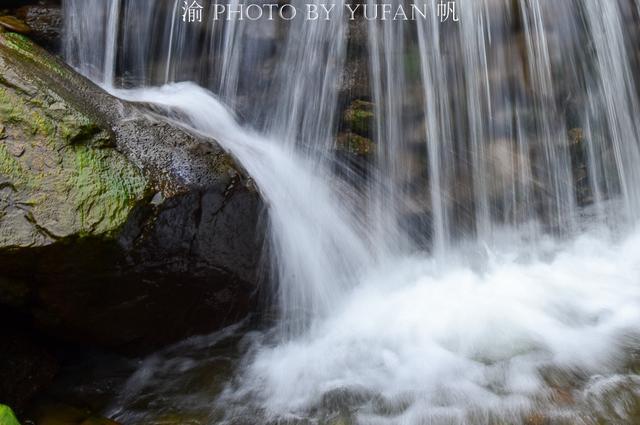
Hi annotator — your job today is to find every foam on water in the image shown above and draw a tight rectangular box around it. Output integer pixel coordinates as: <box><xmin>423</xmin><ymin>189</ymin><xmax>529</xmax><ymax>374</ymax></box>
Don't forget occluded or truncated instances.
<box><xmin>232</xmin><ymin>228</ymin><xmax>640</xmax><ymax>421</ymax></box>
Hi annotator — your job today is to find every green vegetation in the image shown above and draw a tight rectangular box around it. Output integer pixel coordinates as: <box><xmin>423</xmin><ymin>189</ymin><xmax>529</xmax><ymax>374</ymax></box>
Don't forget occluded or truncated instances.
<box><xmin>0</xmin><ymin>405</ymin><xmax>21</xmax><ymax>425</ymax></box>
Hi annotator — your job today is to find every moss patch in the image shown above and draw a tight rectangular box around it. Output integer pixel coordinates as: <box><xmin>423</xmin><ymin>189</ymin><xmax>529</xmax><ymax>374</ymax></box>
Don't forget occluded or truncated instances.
<box><xmin>343</xmin><ymin>99</ymin><xmax>374</xmax><ymax>137</ymax></box>
<box><xmin>0</xmin><ymin>32</ymin><xmax>68</xmax><ymax>79</ymax></box>
<box><xmin>0</xmin><ymin>405</ymin><xmax>21</xmax><ymax>425</ymax></box>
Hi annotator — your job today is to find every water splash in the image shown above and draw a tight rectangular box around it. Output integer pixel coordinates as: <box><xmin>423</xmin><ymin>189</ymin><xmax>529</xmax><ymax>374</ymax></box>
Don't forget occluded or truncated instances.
<box><xmin>222</xmin><ymin>226</ymin><xmax>640</xmax><ymax>423</ymax></box>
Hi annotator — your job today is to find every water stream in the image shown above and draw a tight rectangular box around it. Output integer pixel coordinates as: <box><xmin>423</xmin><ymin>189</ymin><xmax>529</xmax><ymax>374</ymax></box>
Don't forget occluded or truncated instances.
<box><xmin>62</xmin><ymin>1</ymin><xmax>640</xmax><ymax>423</ymax></box>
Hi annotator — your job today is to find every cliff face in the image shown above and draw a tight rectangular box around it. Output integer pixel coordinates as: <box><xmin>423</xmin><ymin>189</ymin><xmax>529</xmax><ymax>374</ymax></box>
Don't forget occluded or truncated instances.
<box><xmin>0</xmin><ymin>30</ymin><xmax>265</xmax><ymax>363</ymax></box>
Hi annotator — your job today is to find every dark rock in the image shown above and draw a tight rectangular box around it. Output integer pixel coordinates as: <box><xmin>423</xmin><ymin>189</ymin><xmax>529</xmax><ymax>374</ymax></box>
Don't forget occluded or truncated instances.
<box><xmin>4</xmin><ymin>0</ymin><xmax>60</xmax><ymax>9</ymax></box>
<box><xmin>32</xmin><ymin>403</ymin><xmax>121</xmax><ymax>425</ymax></box>
<box><xmin>0</xmin><ymin>330</ymin><xmax>58</xmax><ymax>412</ymax></box>
<box><xmin>15</xmin><ymin>4</ymin><xmax>62</xmax><ymax>51</ymax></box>
<box><xmin>341</xmin><ymin>16</ymin><xmax>371</xmax><ymax>100</ymax></box>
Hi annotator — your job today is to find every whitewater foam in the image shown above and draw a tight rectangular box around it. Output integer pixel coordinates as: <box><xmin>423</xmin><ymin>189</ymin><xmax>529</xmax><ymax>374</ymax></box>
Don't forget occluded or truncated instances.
<box><xmin>222</xmin><ymin>227</ymin><xmax>640</xmax><ymax>423</ymax></box>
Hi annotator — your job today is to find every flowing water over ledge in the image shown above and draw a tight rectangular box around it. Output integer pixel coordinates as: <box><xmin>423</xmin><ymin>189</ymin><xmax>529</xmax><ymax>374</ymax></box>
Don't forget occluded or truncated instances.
<box><xmin>55</xmin><ymin>0</ymin><xmax>640</xmax><ymax>423</ymax></box>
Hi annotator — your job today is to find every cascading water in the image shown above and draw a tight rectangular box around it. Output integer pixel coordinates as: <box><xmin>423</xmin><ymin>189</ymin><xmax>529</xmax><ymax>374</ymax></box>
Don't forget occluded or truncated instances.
<box><xmin>63</xmin><ymin>1</ymin><xmax>640</xmax><ymax>423</ymax></box>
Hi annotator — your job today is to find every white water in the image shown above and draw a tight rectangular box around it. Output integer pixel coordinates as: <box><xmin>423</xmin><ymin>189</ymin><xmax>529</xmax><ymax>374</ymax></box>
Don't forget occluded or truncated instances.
<box><xmin>233</xmin><ymin>230</ymin><xmax>640</xmax><ymax>422</ymax></box>
<box><xmin>62</xmin><ymin>0</ymin><xmax>640</xmax><ymax>423</ymax></box>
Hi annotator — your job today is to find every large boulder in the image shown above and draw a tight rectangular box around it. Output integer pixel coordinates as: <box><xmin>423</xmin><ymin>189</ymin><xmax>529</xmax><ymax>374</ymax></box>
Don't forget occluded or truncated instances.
<box><xmin>0</xmin><ymin>31</ymin><xmax>264</xmax><ymax>354</ymax></box>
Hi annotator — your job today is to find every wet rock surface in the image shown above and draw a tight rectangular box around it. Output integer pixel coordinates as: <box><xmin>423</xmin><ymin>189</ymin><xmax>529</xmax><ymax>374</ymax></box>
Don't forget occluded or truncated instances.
<box><xmin>0</xmin><ymin>16</ymin><xmax>31</xmax><ymax>34</ymax></box>
<box><xmin>14</xmin><ymin>3</ymin><xmax>62</xmax><ymax>50</ymax></box>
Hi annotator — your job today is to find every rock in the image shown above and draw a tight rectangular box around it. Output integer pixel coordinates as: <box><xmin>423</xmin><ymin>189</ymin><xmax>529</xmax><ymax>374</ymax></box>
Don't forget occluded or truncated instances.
<box><xmin>15</xmin><ymin>3</ymin><xmax>62</xmax><ymax>50</ymax></box>
<box><xmin>32</xmin><ymin>404</ymin><xmax>121</xmax><ymax>425</ymax></box>
<box><xmin>336</xmin><ymin>132</ymin><xmax>374</xmax><ymax>157</ymax></box>
<box><xmin>0</xmin><ymin>405</ymin><xmax>21</xmax><ymax>425</ymax></box>
<box><xmin>0</xmin><ymin>32</ymin><xmax>264</xmax><ymax>353</ymax></box>
<box><xmin>143</xmin><ymin>412</ymin><xmax>208</xmax><ymax>425</ymax></box>
<box><xmin>0</xmin><ymin>16</ymin><xmax>30</xmax><ymax>34</ymax></box>
<box><xmin>0</xmin><ymin>330</ymin><xmax>58</xmax><ymax>412</ymax></box>
<box><xmin>341</xmin><ymin>17</ymin><xmax>371</xmax><ymax>100</ymax></box>
<box><xmin>0</xmin><ymin>49</ymin><xmax>147</xmax><ymax>248</ymax></box>
<box><xmin>568</xmin><ymin>127</ymin><xmax>592</xmax><ymax>206</ymax></box>
<box><xmin>340</xmin><ymin>55</ymin><xmax>370</xmax><ymax>101</ymax></box>
<box><xmin>334</xmin><ymin>132</ymin><xmax>374</xmax><ymax>185</ymax></box>
<box><xmin>335</xmin><ymin>98</ymin><xmax>375</xmax><ymax>177</ymax></box>
<box><xmin>342</xmin><ymin>99</ymin><xmax>374</xmax><ymax>138</ymax></box>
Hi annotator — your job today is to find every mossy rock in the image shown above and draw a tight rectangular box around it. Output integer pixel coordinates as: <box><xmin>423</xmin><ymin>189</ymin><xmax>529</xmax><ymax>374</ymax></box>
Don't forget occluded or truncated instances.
<box><xmin>568</xmin><ymin>127</ymin><xmax>584</xmax><ymax>146</ymax></box>
<box><xmin>336</xmin><ymin>132</ymin><xmax>374</xmax><ymax>157</ymax></box>
<box><xmin>343</xmin><ymin>99</ymin><xmax>374</xmax><ymax>137</ymax></box>
<box><xmin>0</xmin><ymin>405</ymin><xmax>21</xmax><ymax>425</ymax></box>
<box><xmin>0</xmin><ymin>33</ymin><xmax>148</xmax><ymax>250</ymax></box>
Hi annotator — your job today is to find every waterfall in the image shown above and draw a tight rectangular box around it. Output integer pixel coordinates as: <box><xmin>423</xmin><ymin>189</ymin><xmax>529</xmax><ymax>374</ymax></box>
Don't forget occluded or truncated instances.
<box><xmin>65</xmin><ymin>0</ymin><xmax>371</xmax><ymax>336</ymax></box>
<box><xmin>63</xmin><ymin>0</ymin><xmax>115</xmax><ymax>84</ymax></box>
<box><xmin>62</xmin><ymin>0</ymin><xmax>640</xmax><ymax>423</ymax></box>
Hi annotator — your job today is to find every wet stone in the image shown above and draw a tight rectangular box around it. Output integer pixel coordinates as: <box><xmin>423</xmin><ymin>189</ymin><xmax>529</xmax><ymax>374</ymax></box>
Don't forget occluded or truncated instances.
<box><xmin>0</xmin><ymin>16</ymin><xmax>31</xmax><ymax>34</ymax></box>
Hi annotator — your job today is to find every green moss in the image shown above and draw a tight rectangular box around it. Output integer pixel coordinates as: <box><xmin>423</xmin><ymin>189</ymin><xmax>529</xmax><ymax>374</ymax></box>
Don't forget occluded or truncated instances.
<box><xmin>343</xmin><ymin>100</ymin><xmax>374</xmax><ymax>137</ymax></box>
<box><xmin>0</xmin><ymin>32</ymin><xmax>68</xmax><ymax>78</ymax></box>
<box><xmin>71</xmin><ymin>146</ymin><xmax>147</xmax><ymax>236</ymax></box>
<box><xmin>0</xmin><ymin>143</ymin><xmax>25</xmax><ymax>184</ymax></box>
<box><xmin>0</xmin><ymin>84</ymin><xmax>52</xmax><ymax>136</ymax></box>
<box><xmin>0</xmin><ymin>404</ymin><xmax>21</xmax><ymax>425</ymax></box>
<box><xmin>0</xmin><ymin>87</ymin><xmax>24</xmax><ymax>124</ymax></box>
<box><xmin>31</xmin><ymin>112</ymin><xmax>56</xmax><ymax>137</ymax></box>
<box><xmin>59</xmin><ymin>114</ymin><xmax>109</xmax><ymax>146</ymax></box>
